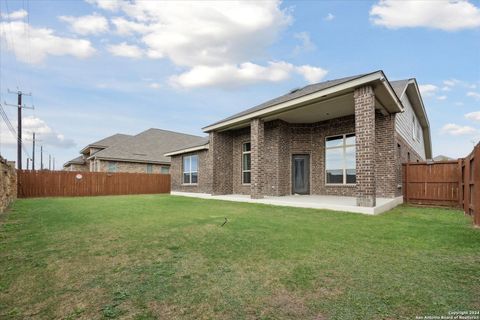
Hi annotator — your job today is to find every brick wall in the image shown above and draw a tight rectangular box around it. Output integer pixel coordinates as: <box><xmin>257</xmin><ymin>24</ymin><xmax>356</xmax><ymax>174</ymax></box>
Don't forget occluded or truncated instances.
<box><xmin>250</xmin><ymin>118</ymin><xmax>265</xmax><ymax>199</ymax></box>
<box><xmin>0</xmin><ymin>157</ymin><xmax>16</xmax><ymax>213</ymax></box>
<box><xmin>170</xmin><ymin>150</ymin><xmax>212</xmax><ymax>193</ymax></box>
<box><xmin>354</xmin><ymin>86</ymin><xmax>376</xmax><ymax>207</ymax></box>
<box><xmin>210</xmin><ymin>131</ymin><xmax>234</xmax><ymax>195</ymax></box>
<box><xmin>96</xmin><ymin>160</ymin><xmax>169</xmax><ymax>174</ymax></box>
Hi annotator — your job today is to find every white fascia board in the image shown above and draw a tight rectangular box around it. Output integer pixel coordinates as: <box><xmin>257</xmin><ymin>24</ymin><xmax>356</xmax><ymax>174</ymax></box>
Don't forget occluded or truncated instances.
<box><xmin>164</xmin><ymin>144</ymin><xmax>209</xmax><ymax>157</ymax></box>
<box><xmin>203</xmin><ymin>71</ymin><xmax>402</xmax><ymax>132</ymax></box>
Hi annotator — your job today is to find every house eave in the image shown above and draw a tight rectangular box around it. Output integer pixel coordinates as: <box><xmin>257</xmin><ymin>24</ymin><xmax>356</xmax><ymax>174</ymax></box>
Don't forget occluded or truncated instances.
<box><xmin>164</xmin><ymin>144</ymin><xmax>209</xmax><ymax>157</ymax></box>
<box><xmin>88</xmin><ymin>155</ymin><xmax>170</xmax><ymax>165</ymax></box>
<box><xmin>202</xmin><ymin>71</ymin><xmax>404</xmax><ymax>133</ymax></box>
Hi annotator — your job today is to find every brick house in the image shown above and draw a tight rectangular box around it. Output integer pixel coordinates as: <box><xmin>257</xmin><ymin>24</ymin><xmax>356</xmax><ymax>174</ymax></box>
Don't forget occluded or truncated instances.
<box><xmin>165</xmin><ymin>71</ymin><xmax>431</xmax><ymax>208</ymax></box>
<box><xmin>64</xmin><ymin>129</ymin><xmax>205</xmax><ymax>174</ymax></box>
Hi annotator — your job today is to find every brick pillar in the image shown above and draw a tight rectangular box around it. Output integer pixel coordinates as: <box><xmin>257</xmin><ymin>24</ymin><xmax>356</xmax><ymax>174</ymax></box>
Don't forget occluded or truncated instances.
<box><xmin>210</xmin><ymin>131</ymin><xmax>233</xmax><ymax>195</ymax></box>
<box><xmin>354</xmin><ymin>86</ymin><xmax>376</xmax><ymax>207</ymax></box>
<box><xmin>250</xmin><ymin>118</ymin><xmax>265</xmax><ymax>199</ymax></box>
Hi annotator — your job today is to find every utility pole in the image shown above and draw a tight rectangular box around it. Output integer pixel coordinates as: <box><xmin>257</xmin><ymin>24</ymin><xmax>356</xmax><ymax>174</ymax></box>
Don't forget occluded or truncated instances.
<box><xmin>28</xmin><ymin>132</ymin><xmax>41</xmax><ymax>171</ymax></box>
<box><xmin>40</xmin><ymin>145</ymin><xmax>44</xmax><ymax>170</ymax></box>
<box><xmin>26</xmin><ymin>158</ymin><xmax>30</xmax><ymax>170</ymax></box>
<box><xmin>48</xmin><ymin>154</ymin><xmax>51</xmax><ymax>170</ymax></box>
<box><xmin>5</xmin><ymin>89</ymin><xmax>34</xmax><ymax>170</ymax></box>
<box><xmin>53</xmin><ymin>157</ymin><xmax>55</xmax><ymax>171</ymax></box>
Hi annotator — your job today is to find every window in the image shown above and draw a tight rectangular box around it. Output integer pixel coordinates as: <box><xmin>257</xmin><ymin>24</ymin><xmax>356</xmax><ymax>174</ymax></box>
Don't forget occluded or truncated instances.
<box><xmin>242</xmin><ymin>142</ymin><xmax>251</xmax><ymax>184</ymax></box>
<box><xmin>146</xmin><ymin>164</ymin><xmax>153</xmax><ymax>174</ymax></box>
<box><xmin>108</xmin><ymin>161</ymin><xmax>117</xmax><ymax>172</ymax></box>
<box><xmin>161</xmin><ymin>166</ymin><xmax>169</xmax><ymax>174</ymax></box>
<box><xmin>325</xmin><ymin>134</ymin><xmax>356</xmax><ymax>184</ymax></box>
<box><xmin>183</xmin><ymin>155</ymin><xmax>198</xmax><ymax>184</ymax></box>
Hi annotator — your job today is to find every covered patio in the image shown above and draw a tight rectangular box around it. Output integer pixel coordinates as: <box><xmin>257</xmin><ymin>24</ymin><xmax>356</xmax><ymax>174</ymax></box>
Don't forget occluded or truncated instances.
<box><xmin>171</xmin><ymin>191</ymin><xmax>404</xmax><ymax>215</ymax></box>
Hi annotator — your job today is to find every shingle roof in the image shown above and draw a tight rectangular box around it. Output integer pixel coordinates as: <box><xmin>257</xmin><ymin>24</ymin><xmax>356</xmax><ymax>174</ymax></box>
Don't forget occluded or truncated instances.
<box><xmin>390</xmin><ymin>79</ymin><xmax>411</xmax><ymax>98</ymax></box>
<box><xmin>84</xmin><ymin>133</ymin><xmax>132</xmax><ymax>149</ymax></box>
<box><xmin>90</xmin><ymin>128</ymin><xmax>206</xmax><ymax>164</ymax></box>
<box><xmin>204</xmin><ymin>72</ymin><xmax>373</xmax><ymax>129</ymax></box>
<box><xmin>164</xmin><ymin>136</ymin><xmax>210</xmax><ymax>155</ymax></box>
<box><xmin>64</xmin><ymin>155</ymin><xmax>85</xmax><ymax>166</ymax></box>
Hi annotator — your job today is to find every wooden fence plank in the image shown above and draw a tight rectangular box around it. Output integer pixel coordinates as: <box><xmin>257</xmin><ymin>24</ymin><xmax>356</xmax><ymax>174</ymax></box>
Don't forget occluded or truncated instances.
<box><xmin>17</xmin><ymin>171</ymin><xmax>170</xmax><ymax>198</ymax></box>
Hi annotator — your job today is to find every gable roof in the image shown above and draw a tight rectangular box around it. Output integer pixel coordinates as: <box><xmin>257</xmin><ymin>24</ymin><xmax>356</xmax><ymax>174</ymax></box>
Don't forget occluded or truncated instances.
<box><xmin>390</xmin><ymin>78</ymin><xmax>432</xmax><ymax>159</ymax></box>
<box><xmin>203</xmin><ymin>70</ymin><xmax>404</xmax><ymax>132</ymax></box>
<box><xmin>63</xmin><ymin>155</ymin><xmax>85</xmax><ymax>167</ymax></box>
<box><xmin>80</xmin><ymin>133</ymin><xmax>132</xmax><ymax>154</ymax></box>
<box><xmin>89</xmin><ymin>128</ymin><xmax>206</xmax><ymax>164</ymax></box>
<box><xmin>164</xmin><ymin>137</ymin><xmax>210</xmax><ymax>156</ymax></box>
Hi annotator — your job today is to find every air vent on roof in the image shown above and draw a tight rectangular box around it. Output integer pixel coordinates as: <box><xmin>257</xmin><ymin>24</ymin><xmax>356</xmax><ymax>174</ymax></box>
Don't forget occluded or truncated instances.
<box><xmin>289</xmin><ymin>88</ymin><xmax>301</xmax><ymax>94</ymax></box>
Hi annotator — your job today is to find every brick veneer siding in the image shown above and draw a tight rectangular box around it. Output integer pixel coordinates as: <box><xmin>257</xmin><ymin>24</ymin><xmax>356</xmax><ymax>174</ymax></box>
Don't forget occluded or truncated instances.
<box><xmin>354</xmin><ymin>86</ymin><xmax>376</xmax><ymax>207</ymax></box>
<box><xmin>250</xmin><ymin>118</ymin><xmax>265</xmax><ymax>199</ymax></box>
<box><xmin>0</xmin><ymin>158</ymin><xmax>16</xmax><ymax>213</ymax></box>
<box><xmin>170</xmin><ymin>150</ymin><xmax>212</xmax><ymax>193</ymax></box>
<box><xmin>96</xmin><ymin>160</ymin><xmax>169</xmax><ymax>174</ymax></box>
<box><xmin>375</xmin><ymin>112</ymin><xmax>397</xmax><ymax>198</ymax></box>
<box><xmin>210</xmin><ymin>131</ymin><xmax>233</xmax><ymax>195</ymax></box>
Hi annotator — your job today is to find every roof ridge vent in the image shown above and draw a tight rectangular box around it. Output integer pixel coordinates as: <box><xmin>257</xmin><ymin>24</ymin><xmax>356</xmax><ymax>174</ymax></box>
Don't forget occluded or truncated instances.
<box><xmin>289</xmin><ymin>87</ymin><xmax>302</xmax><ymax>94</ymax></box>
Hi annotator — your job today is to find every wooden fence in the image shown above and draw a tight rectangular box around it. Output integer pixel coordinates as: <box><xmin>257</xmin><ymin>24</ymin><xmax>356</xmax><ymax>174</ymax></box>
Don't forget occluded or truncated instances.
<box><xmin>17</xmin><ymin>170</ymin><xmax>171</xmax><ymax>198</ymax></box>
<box><xmin>403</xmin><ymin>143</ymin><xmax>480</xmax><ymax>227</ymax></box>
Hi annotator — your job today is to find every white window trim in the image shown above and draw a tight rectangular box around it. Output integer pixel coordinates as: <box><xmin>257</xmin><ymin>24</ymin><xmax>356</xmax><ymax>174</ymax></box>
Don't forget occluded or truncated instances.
<box><xmin>242</xmin><ymin>142</ymin><xmax>251</xmax><ymax>185</ymax></box>
<box><xmin>325</xmin><ymin>133</ymin><xmax>356</xmax><ymax>186</ymax></box>
<box><xmin>182</xmin><ymin>155</ymin><xmax>198</xmax><ymax>185</ymax></box>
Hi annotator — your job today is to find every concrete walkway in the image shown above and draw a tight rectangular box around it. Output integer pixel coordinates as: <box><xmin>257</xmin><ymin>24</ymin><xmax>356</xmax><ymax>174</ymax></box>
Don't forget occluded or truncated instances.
<box><xmin>171</xmin><ymin>192</ymin><xmax>403</xmax><ymax>215</ymax></box>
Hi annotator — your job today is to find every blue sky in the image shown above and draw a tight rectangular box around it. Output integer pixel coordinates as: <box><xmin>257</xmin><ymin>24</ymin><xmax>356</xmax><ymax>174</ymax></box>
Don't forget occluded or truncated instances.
<box><xmin>0</xmin><ymin>0</ymin><xmax>479</xmax><ymax>168</ymax></box>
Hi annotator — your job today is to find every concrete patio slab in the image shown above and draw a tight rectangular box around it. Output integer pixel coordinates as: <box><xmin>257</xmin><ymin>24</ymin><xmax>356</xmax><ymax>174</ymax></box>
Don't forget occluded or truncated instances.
<box><xmin>170</xmin><ymin>192</ymin><xmax>403</xmax><ymax>215</ymax></box>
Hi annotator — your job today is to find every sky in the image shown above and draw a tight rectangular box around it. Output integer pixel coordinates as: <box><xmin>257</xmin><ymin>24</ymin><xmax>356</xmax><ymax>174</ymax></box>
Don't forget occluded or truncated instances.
<box><xmin>0</xmin><ymin>0</ymin><xmax>479</xmax><ymax>169</ymax></box>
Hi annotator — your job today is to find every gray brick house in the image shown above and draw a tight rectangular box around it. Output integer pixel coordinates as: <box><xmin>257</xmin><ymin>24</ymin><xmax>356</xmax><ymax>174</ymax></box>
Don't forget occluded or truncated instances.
<box><xmin>165</xmin><ymin>71</ymin><xmax>431</xmax><ymax>208</ymax></box>
<box><xmin>64</xmin><ymin>129</ymin><xmax>205</xmax><ymax>174</ymax></box>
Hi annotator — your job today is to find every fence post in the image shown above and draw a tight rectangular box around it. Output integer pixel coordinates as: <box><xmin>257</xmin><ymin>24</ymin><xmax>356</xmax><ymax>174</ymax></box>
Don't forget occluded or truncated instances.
<box><xmin>474</xmin><ymin>144</ymin><xmax>480</xmax><ymax>226</ymax></box>
<box><xmin>404</xmin><ymin>163</ymin><xmax>409</xmax><ymax>204</ymax></box>
<box><xmin>457</xmin><ymin>159</ymin><xmax>463</xmax><ymax>209</ymax></box>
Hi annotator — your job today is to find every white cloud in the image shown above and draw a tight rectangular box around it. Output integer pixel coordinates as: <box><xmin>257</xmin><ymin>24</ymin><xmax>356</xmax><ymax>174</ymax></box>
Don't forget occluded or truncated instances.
<box><xmin>111</xmin><ymin>17</ymin><xmax>152</xmax><ymax>35</ymax></box>
<box><xmin>293</xmin><ymin>32</ymin><xmax>315</xmax><ymax>54</ymax></box>
<box><xmin>437</xmin><ymin>95</ymin><xmax>447</xmax><ymax>101</ymax></box>
<box><xmin>324</xmin><ymin>13</ymin><xmax>335</xmax><ymax>21</ymax></box>
<box><xmin>0</xmin><ymin>21</ymin><xmax>96</xmax><ymax>64</ymax></box>
<box><xmin>148</xmin><ymin>82</ymin><xmax>162</xmax><ymax>89</ymax></box>
<box><xmin>1</xmin><ymin>9</ymin><xmax>28</xmax><ymax>20</ymax></box>
<box><xmin>370</xmin><ymin>0</ymin><xmax>480</xmax><ymax>31</ymax></box>
<box><xmin>107</xmin><ymin>42</ymin><xmax>143</xmax><ymax>58</ymax></box>
<box><xmin>419</xmin><ymin>84</ymin><xmax>438</xmax><ymax>97</ymax></box>
<box><xmin>169</xmin><ymin>61</ymin><xmax>328</xmax><ymax>88</ymax></box>
<box><xmin>86</xmin><ymin>0</ymin><xmax>122</xmax><ymax>11</ymax></box>
<box><xmin>467</xmin><ymin>91</ymin><xmax>480</xmax><ymax>100</ymax></box>
<box><xmin>295</xmin><ymin>65</ymin><xmax>328</xmax><ymax>84</ymax></box>
<box><xmin>170</xmin><ymin>61</ymin><xmax>294</xmax><ymax>88</ymax></box>
<box><xmin>0</xmin><ymin>116</ymin><xmax>75</xmax><ymax>148</ymax></box>
<box><xmin>441</xmin><ymin>123</ymin><xmax>477</xmax><ymax>136</ymax></box>
<box><xmin>88</xmin><ymin>1</ymin><xmax>327</xmax><ymax>88</ymax></box>
<box><xmin>465</xmin><ymin>111</ymin><xmax>480</xmax><ymax>122</ymax></box>
<box><xmin>442</xmin><ymin>86</ymin><xmax>451</xmax><ymax>92</ymax></box>
<box><xmin>443</xmin><ymin>79</ymin><xmax>460</xmax><ymax>87</ymax></box>
<box><xmin>59</xmin><ymin>13</ymin><xmax>109</xmax><ymax>35</ymax></box>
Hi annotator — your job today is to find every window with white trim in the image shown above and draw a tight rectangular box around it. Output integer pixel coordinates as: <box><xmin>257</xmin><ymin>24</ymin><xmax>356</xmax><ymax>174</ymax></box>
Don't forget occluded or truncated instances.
<box><xmin>108</xmin><ymin>161</ymin><xmax>117</xmax><ymax>173</ymax></box>
<box><xmin>183</xmin><ymin>155</ymin><xmax>198</xmax><ymax>184</ymax></box>
<box><xmin>146</xmin><ymin>164</ymin><xmax>153</xmax><ymax>174</ymax></box>
<box><xmin>161</xmin><ymin>166</ymin><xmax>169</xmax><ymax>174</ymax></box>
<box><xmin>325</xmin><ymin>134</ymin><xmax>356</xmax><ymax>184</ymax></box>
<box><xmin>242</xmin><ymin>142</ymin><xmax>251</xmax><ymax>184</ymax></box>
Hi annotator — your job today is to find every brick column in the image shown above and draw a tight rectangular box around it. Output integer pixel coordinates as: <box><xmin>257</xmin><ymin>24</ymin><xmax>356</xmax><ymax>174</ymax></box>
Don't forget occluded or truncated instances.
<box><xmin>210</xmin><ymin>131</ymin><xmax>233</xmax><ymax>195</ymax></box>
<box><xmin>250</xmin><ymin>118</ymin><xmax>265</xmax><ymax>199</ymax></box>
<box><xmin>354</xmin><ymin>86</ymin><xmax>376</xmax><ymax>207</ymax></box>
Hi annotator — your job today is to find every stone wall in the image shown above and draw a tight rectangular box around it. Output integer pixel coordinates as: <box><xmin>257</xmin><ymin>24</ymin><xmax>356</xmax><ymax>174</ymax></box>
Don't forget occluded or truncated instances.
<box><xmin>0</xmin><ymin>157</ymin><xmax>16</xmax><ymax>213</ymax></box>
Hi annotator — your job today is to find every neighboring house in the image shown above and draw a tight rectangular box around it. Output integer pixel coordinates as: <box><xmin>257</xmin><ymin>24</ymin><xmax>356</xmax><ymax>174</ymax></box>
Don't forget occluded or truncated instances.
<box><xmin>433</xmin><ymin>155</ymin><xmax>454</xmax><ymax>161</ymax></box>
<box><xmin>63</xmin><ymin>133</ymin><xmax>132</xmax><ymax>172</ymax></box>
<box><xmin>64</xmin><ymin>129</ymin><xmax>205</xmax><ymax>174</ymax></box>
<box><xmin>165</xmin><ymin>70</ymin><xmax>432</xmax><ymax>208</ymax></box>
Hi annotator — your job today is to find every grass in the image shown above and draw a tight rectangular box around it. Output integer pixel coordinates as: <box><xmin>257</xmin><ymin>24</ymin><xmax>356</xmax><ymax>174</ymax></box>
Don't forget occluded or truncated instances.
<box><xmin>0</xmin><ymin>195</ymin><xmax>479</xmax><ymax>319</ymax></box>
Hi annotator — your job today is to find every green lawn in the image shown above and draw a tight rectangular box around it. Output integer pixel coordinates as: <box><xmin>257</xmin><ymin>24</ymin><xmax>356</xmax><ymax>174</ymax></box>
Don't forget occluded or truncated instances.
<box><xmin>0</xmin><ymin>195</ymin><xmax>479</xmax><ymax>320</ymax></box>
